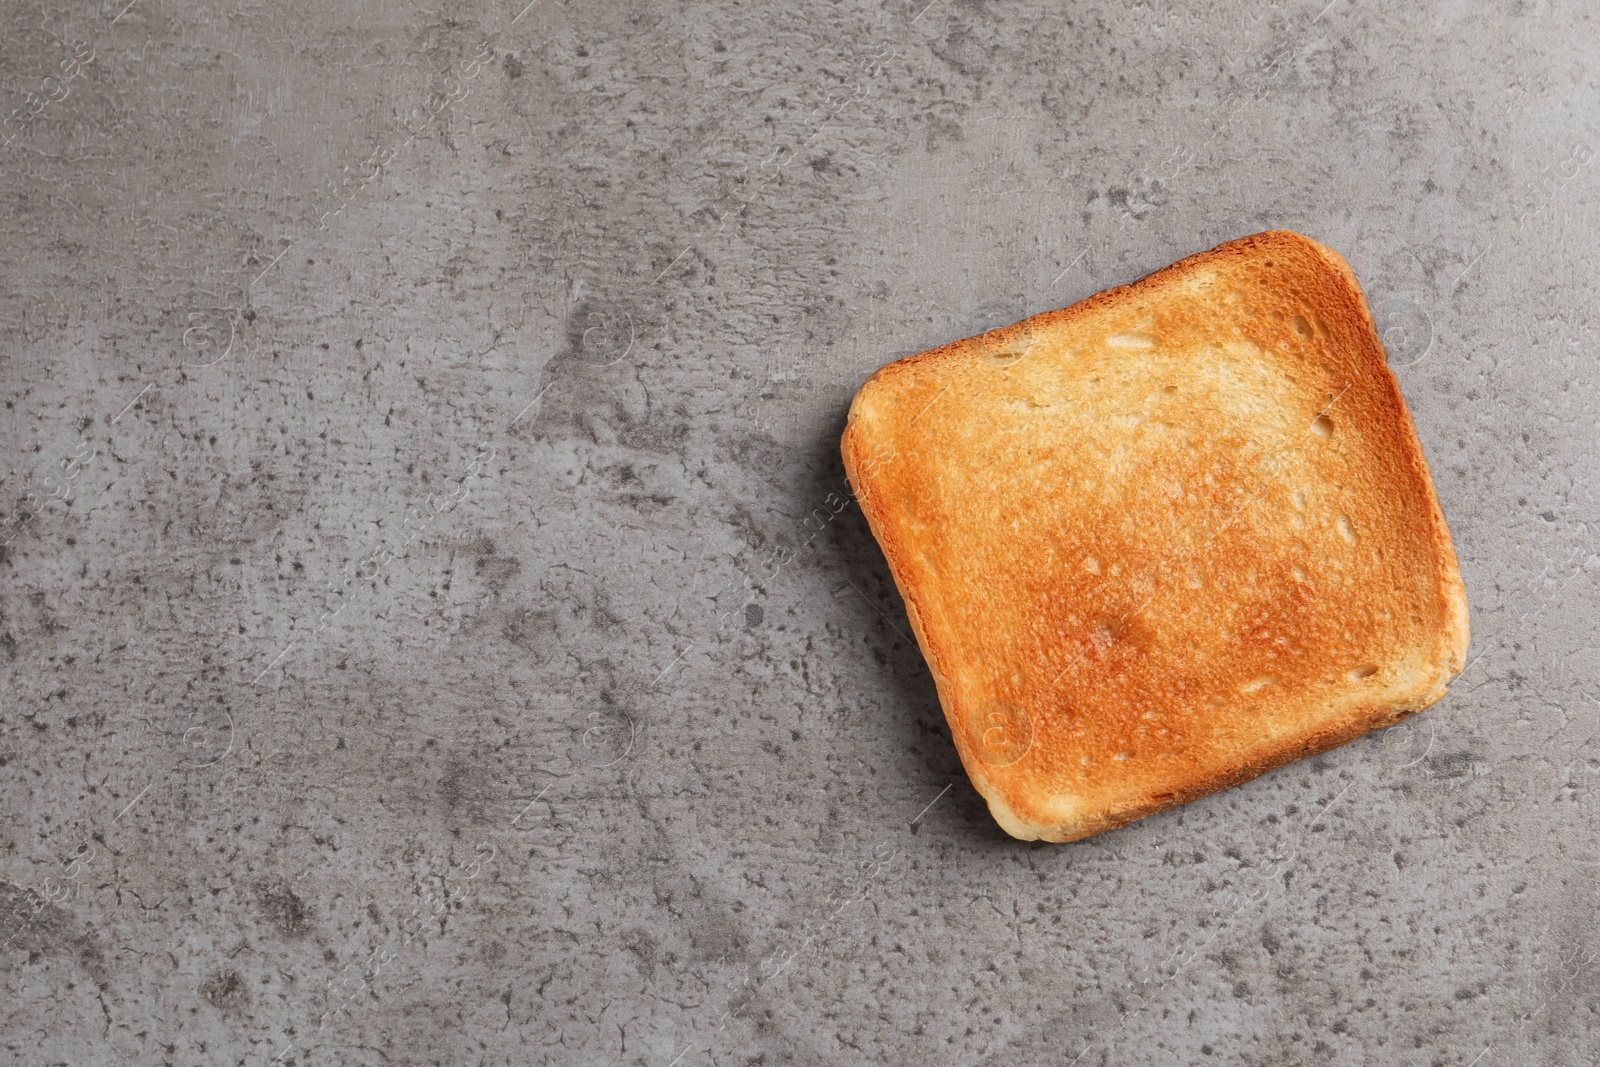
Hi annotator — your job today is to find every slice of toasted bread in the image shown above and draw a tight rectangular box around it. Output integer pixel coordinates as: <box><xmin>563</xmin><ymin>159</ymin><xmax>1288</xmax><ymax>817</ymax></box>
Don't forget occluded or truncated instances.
<box><xmin>842</xmin><ymin>230</ymin><xmax>1469</xmax><ymax>842</ymax></box>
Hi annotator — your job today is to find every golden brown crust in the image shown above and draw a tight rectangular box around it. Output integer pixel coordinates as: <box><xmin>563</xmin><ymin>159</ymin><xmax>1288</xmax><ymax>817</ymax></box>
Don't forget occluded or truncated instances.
<box><xmin>842</xmin><ymin>230</ymin><xmax>1470</xmax><ymax>842</ymax></box>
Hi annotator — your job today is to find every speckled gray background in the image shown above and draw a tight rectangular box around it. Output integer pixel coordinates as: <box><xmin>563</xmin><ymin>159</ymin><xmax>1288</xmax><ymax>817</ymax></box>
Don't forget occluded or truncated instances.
<box><xmin>2</xmin><ymin>0</ymin><xmax>1596</xmax><ymax>1064</ymax></box>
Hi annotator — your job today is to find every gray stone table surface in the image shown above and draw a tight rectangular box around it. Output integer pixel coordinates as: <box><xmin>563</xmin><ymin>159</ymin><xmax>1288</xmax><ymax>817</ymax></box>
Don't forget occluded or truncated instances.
<box><xmin>2</xmin><ymin>0</ymin><xmax>1597</xmax><ymax>1064</ymax></box>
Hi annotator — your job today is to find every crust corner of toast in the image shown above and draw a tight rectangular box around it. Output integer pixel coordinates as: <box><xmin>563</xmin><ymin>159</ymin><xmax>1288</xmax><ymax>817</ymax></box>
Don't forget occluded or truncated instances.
<box><xmin>843</xmin><ymin>355</ymin><xmax>910</xmax><ymax>438</ymax></box>
<box><xmin>982</xmin><ymin>791</ymin><xmax>1046</xmax><ymax>842</ymax></box>
<box><xmin>982</xmin><ymin>786</ymin><xmax>1064</xmax><ymax>843</ymax></box>
<box><xmin>982</xmin><ymin>782</ymin><xmax>1108</xmax><ymax>843</ymax></box>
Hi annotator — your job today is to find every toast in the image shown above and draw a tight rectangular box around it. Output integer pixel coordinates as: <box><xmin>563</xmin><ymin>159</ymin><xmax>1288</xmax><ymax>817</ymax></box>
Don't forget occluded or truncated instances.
<box><xmin>841</xmin><ymin>230</ymin><xmax>1469</xmax><ymax>842</ymax></box>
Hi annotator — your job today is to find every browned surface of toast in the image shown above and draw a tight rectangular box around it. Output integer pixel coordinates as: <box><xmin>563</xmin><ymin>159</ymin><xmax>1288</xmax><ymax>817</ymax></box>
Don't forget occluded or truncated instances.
<box><xmin>841</xmin><ymin>230</ymin><xmax>1470</xmax><ymax>842</ymax></box>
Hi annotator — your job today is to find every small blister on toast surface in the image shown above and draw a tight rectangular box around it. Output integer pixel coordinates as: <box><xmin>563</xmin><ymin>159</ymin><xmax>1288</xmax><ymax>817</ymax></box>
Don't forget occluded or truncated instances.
<box><xmin>841</xmin><ymin>230</ymin><xmax>1469</xmax><ymax>842</ymax></box>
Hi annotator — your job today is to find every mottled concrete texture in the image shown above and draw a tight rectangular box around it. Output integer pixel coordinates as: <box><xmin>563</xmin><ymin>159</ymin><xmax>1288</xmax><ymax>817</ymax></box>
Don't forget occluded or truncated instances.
<box><xmin>1</xmin><ymin>0</ymin><xmax>1596</xmax><ymax>1064</ymax></box>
